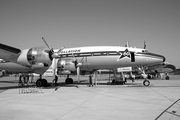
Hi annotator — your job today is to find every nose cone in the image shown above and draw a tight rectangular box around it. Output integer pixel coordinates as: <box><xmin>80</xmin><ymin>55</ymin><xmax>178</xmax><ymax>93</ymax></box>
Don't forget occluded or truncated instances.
<box><xmin>162</xmin><ymin>55</ymin><xmax>166</xmax><ymax>62</ymax></box>
<box><xmin>151</xmin><ymin>53</ymin><xmax>166</xmax><ymax>62</ymax></box>
<box><xmin>143</xmin><ymin>52</ymin><xmax>166</xmax><ymax>63</ymax></box>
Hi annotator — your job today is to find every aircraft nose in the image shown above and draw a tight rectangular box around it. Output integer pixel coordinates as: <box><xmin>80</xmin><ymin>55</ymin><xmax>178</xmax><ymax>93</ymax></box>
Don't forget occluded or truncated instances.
<box><xmin>155</xmin><ymin>54</ymin><xmax>166</xmax><ymax>62</ymax></box>
<box><xmin>162</xmin><ymin>55</ymin><xmax>166</xmax><ymax>62</ymax></box>
<box><xmin>156</xmin><ymin>54</ymin><xmax>166</xmax><ymax>62</ymax></box>
<box><xmin>145</xmin><ymin>52</ymin><xmax>166</xmax><ymax>62</ymax></box>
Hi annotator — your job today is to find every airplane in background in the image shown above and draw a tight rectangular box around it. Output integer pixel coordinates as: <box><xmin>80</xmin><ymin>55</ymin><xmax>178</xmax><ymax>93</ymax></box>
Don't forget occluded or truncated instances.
<box><xmin>0</xmin><ymin>38</ymin><xmax>166</xmax><ymax>87</ymax></box>
<box><xmin>142</xmin><ymin>62</ymin><xmax>176</xmax><ymax>80</ymax></box>
<box><xmin>145</xmin><ymin>62</ymin><xmax>176</xmax><ymax>74</ymax></box>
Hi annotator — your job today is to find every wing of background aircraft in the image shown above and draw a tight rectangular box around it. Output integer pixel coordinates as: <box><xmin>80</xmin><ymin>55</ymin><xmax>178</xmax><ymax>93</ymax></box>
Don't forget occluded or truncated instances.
<box><xmin>0</xmin><ymin>42</ymin><xmax>57</xmax><ymax>75</ymax></box>
<box><xmin>0</xmin><ymin>40</ymin><xmax>67</xmax><ymax>87</ymax></box>
<box><xmin>0</xmin><ymin>43</ymin><xmax>22</xmax><ymax>63</ymax></box>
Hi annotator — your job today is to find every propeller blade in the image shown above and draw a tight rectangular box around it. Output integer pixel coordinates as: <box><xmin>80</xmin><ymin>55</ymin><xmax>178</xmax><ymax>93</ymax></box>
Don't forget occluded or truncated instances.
<box><xmin>57</xmin><ymin>46</ymin><xmax>65</xmax><ymax>53</ymax></box>
<box><xmin>77</xmin><ymin>66</ymin><xmax>80</xmax><ymax>83</ymax></box>
<box><xmin>52</xmin><ymin>58</ymin><xmax>57</xmax><ymax>81</ymax></box>
<box><xmin>42</xmin><ymin>37</ymin><xmax>52</xmax><ymax>51</ymax></box>
<box><xmin>52</xmin><ymin>58</ymin><xmax>57</xmax><ymax>70</ymax></box>
<box><xmin>52</xmin><ymin>46</ymin><xmax>65</xmax><ymax>58</ymax></box>
<box><xmin>52</xmin><ymin>47</ymin><xmax>65</xmax><ymax>58</ymax></box>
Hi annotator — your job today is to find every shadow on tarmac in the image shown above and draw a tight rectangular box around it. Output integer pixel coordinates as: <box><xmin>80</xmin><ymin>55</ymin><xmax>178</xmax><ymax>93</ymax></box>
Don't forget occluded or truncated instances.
<box><xmin>0</xmin><ymin>80</ymin><xmax>19</xmax><ymax>83</ymax></box>
<box><xmin>1</xmin><ymin>78</ymin><xmax>180</xmax><ymax>91</ymax></box>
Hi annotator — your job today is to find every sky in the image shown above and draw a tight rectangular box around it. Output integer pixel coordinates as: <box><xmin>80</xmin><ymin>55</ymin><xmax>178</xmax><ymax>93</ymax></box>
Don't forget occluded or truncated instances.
<box><xmin>0</xmin><ymin>0</ymin><xmax>180</xmax><ymax>68</ymax></box>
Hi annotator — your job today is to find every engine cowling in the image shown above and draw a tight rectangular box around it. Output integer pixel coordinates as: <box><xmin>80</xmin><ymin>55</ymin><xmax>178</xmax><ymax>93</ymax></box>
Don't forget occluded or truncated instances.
<box><xmin>17</xmin><ymin>46</ymin><xmax>52</xmax><ymax>68</ymax></box>
<box><xmin>57</xmin><ymin>59</ymin><xmax>76</xmax><ymax>71</ymax></box>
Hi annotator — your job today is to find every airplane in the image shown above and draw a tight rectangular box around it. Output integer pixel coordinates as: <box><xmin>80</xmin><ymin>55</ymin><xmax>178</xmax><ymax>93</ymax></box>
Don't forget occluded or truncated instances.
<box><xmin>0</xmin><ymin>39</ymin><xmax>166</xmax><ymax>87</ymax></box>
<box><xmin>142</xmin><ymin>62</ymin><xmax>176</xmax><ymax>80</ymax></box>
<box><xmin>145</xmin><ymin>62</ymin><xmax>176</xmax><ymax>74</ymax></box>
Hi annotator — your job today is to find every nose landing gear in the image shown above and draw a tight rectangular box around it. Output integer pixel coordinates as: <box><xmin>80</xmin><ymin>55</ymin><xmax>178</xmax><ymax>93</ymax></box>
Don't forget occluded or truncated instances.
<box><xmin>143</xmin><ymin>79</ymin><xmax>150</xmax><ymax>86</ymax></box>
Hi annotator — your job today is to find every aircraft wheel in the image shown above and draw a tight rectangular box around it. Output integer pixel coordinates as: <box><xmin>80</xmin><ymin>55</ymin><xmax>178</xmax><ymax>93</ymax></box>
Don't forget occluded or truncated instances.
<box><xmin>42</xmin><ymin>79</ymin><xmax>48</xmax><ymax>87</ymax></box>
<box><xmin>36</xmin><ymin>79</ymin><xmax>43</xmax><ymax>87</ymax></box>
<box><xmin>65</xmin><ymin>78</ymin><xmax>74</xmax><ymax>84</ymax></box>
<box><xmin>143</xmin><ymin>79</ymin><xmax>150</xmax><ymax>86</ymax></box>
<box><xmin>165</xmin><ymin>76</ymin><xmax>169</xmax><ymax>80</ymax></box>
<box><xmin>111</xmin><ymin>79</ymin><xmax>115</xmax><ymax>85</ymax></box>
<box><xmin>69</xmin><ymin>78</ymin><xmax>73</xmax><ymax>84</ymax></box>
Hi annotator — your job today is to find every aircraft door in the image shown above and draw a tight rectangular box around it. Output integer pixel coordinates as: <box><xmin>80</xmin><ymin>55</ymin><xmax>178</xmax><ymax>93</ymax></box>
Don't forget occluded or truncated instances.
<box><xmin>131</xmin><ymin>52</ymin><xmax>135</xmax><ymax>62</ymax></box>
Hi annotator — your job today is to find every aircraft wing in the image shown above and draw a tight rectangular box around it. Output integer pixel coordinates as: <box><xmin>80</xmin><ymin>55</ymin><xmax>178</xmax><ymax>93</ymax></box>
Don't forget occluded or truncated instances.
<box><xmin>0</xmin><ymin>43</ymin><xmax>21</xmax><ymax>63</ymax></box>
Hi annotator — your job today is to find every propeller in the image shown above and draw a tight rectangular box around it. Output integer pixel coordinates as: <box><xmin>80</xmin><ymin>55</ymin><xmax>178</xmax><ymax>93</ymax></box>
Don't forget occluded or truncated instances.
<box><xmin>42</xmin><ymin>37</ymin><xmax>65</xmax><ymax>59</ymax></box>
<box><xmin>42</xmin><ymin>37</ymin><xmax>65</xmax><ymax>80</ymax></box>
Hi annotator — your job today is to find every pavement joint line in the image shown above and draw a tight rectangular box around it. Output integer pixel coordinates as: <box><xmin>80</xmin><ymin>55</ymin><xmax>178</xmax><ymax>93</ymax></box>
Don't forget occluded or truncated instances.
<box><xmin>155</xmin><ymin>98</ymin><xmax>180</xmax><ymax>120</ymax></box>
<box><xmin>147</xmin><ymin>86</ymin><xmax>176</xmax><ymax>103</ymax></box>
<box><xmin>57</xmin><ymin>87</ymin><xmax>107</xmax><ymax>119</ymax></box>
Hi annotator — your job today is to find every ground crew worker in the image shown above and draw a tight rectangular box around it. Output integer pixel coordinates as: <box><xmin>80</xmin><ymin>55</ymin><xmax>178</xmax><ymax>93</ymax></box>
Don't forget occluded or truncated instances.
<box><xmin>54</xmin><ymin>75</ymin><xmax>58</xmax><ymax>86</ymax></box>
<box><xmin>89</xmin><ymin>75</ymin><xmax>93</xmax><ymax>87</ymax></box>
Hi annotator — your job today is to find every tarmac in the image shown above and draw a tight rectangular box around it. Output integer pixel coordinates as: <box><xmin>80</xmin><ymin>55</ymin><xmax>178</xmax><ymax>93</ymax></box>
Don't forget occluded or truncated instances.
<box><xmin>0</xmin><ymin>75</ymin><xmax>180</xmax><ymax>120</ymax></box>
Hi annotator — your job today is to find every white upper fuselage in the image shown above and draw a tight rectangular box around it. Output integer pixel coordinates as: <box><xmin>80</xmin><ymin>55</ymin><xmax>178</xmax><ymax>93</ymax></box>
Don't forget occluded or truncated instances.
<box><xmin>0</xmin><ymin>46</ymin><xmax>165</xmax><ymax>74</ymax></box>
<box><xmin>57</xmin><ymin>46</ymin><xmax>165</xmax><ymax>71</ymax></box>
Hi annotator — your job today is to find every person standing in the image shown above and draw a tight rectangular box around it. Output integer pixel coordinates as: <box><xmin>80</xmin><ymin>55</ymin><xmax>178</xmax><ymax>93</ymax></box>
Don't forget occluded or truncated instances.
<box><xmin>54</xmin><ymin>75</ymin><xmax>58</xmax><ymax>86</ymax></box>
<box><xmin>89</xmin><ymin>75</ymin><xmax>93</xmax><ymax>87</ymax></box>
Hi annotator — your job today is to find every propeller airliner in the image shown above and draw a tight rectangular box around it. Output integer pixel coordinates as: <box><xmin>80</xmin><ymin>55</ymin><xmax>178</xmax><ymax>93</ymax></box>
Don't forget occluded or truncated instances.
<box><xmin>0</xmin><ymin>38</ymin><xmax>166</xmax><ymax>87</ymax></box>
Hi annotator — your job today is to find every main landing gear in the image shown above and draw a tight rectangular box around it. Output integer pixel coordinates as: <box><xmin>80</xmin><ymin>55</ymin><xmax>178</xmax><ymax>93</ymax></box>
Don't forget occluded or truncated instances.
<box><xmin>36</xmin><ymin>75</ymin><xmax>48</xmax><ymax>87</ymax></box>
<box><xmin>65</xmin><ymin>75</ymin><xmax>73</xmax><ymax>84</ymax></box>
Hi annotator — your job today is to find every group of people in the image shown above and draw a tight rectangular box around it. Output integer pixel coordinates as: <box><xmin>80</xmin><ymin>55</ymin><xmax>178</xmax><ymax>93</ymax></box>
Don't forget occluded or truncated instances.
<box><xmin>18</xmin><ymin>73</ymin><xmax>34</xmax><ymax>86</ymax></box>
<box><xmin>17</xmin><ymin>73</ymin><xmax>96</xmax><ymax>87</ymax></box>
<box><xmin>18</xmin><ymin>73</ymin><xmax>59</xmax><ymax>86</ymax></box>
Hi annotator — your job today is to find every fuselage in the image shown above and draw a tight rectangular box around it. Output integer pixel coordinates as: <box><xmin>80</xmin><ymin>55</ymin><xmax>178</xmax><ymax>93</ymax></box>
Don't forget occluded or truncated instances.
<box><xmin>57</xmin><ymin>46</ymin><xmax>165</xmax><ymax>71</ymax></box>
<box><xmin>0</xmin><ymin>46</ymin><xmax>165</xmax><ymax>74</ymax></box>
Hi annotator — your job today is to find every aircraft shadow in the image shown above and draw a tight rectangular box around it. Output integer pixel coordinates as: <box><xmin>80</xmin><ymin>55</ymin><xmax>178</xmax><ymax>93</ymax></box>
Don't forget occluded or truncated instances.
<box><xmin>0</xmin><ymin>80</ymin><xmax>19</xmax><ymax>83</ymax></box>
<box><xmin>0</xmin><ymin>85</ymin><xmax>30</xmax><ymax>90</ymax></box>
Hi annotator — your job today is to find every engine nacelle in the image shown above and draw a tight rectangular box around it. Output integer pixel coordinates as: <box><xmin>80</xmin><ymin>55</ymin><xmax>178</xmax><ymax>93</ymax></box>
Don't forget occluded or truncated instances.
<box><xmin>17</xmin><ymin>46</ymin><xmax>52</xmax><ymax>67</ymax></box>
<box><xmin>57</xmin><ymin>59</ymin><xmax>76</xmax><ymax>71</ymax></box>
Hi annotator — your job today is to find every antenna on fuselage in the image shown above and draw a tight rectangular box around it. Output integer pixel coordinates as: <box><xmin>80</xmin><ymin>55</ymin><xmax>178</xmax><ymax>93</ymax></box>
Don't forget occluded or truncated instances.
<box><xmin>125</xmin><ymin>41</ymin><xmax>130</xmax><ymax>47</ymax></box>
<box><xmin>144</xmin><ymin>40</ymin><xmax>146</xmax><ymax>49</ymax></box>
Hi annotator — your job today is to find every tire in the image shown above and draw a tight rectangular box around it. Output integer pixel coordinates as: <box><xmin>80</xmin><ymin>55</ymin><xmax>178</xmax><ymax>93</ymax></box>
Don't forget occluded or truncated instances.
<box><xmin>36</xmin><ymin>79</ymin><xmax>43</xmax><ymax>87</ymax></box>
<box><xmin>65</xmin><ymin>78</ymin><xmax>73</xmax><ymax>84</ymax></box>
<box><xmin>42</xmin><ymin>79</ymin><xmax>48</xmax><ymax>87</ymax></box>
<box><xmin>65</xmin><ymin>78</ymin><xmax>70</xmax><ymax>84</ymax></box>
<box><xmin>143</xmin><ymin>80</ymin><xmax>150</xmax><ymax>86</ymax></box>
<box><xmin>165</xmin><ymin>76</ymin><xmax>169</xmax><ymax>80</ymax></box>
<box><xmin>69</xmin><ymin>78</ymin><xmax>73</xmax><ymax>84</ymax></box>
<box><xmin>111</xmin><ymin>79</ymin><xmax>115</xmax><ymax>85</ymax></box>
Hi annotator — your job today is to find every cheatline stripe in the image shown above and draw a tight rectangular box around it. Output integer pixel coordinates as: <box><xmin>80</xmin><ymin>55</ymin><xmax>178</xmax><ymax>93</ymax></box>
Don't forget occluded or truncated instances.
<box><xmin>59</xmin><ymin>51</ymin><xmax>164</xmax><ymax>60</ymax></box>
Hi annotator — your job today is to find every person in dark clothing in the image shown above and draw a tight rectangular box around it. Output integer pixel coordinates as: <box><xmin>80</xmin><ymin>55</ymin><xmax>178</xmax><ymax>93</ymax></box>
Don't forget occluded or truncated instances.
<box><xmin>89</xmin><ymin>75</ymin><xmax>93</xmax><ymax>87</ymax></box>
<box><xmin>54</xmin><ymin>75</ymin><xmax>58</xmax><ymax>86</ymax></box>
